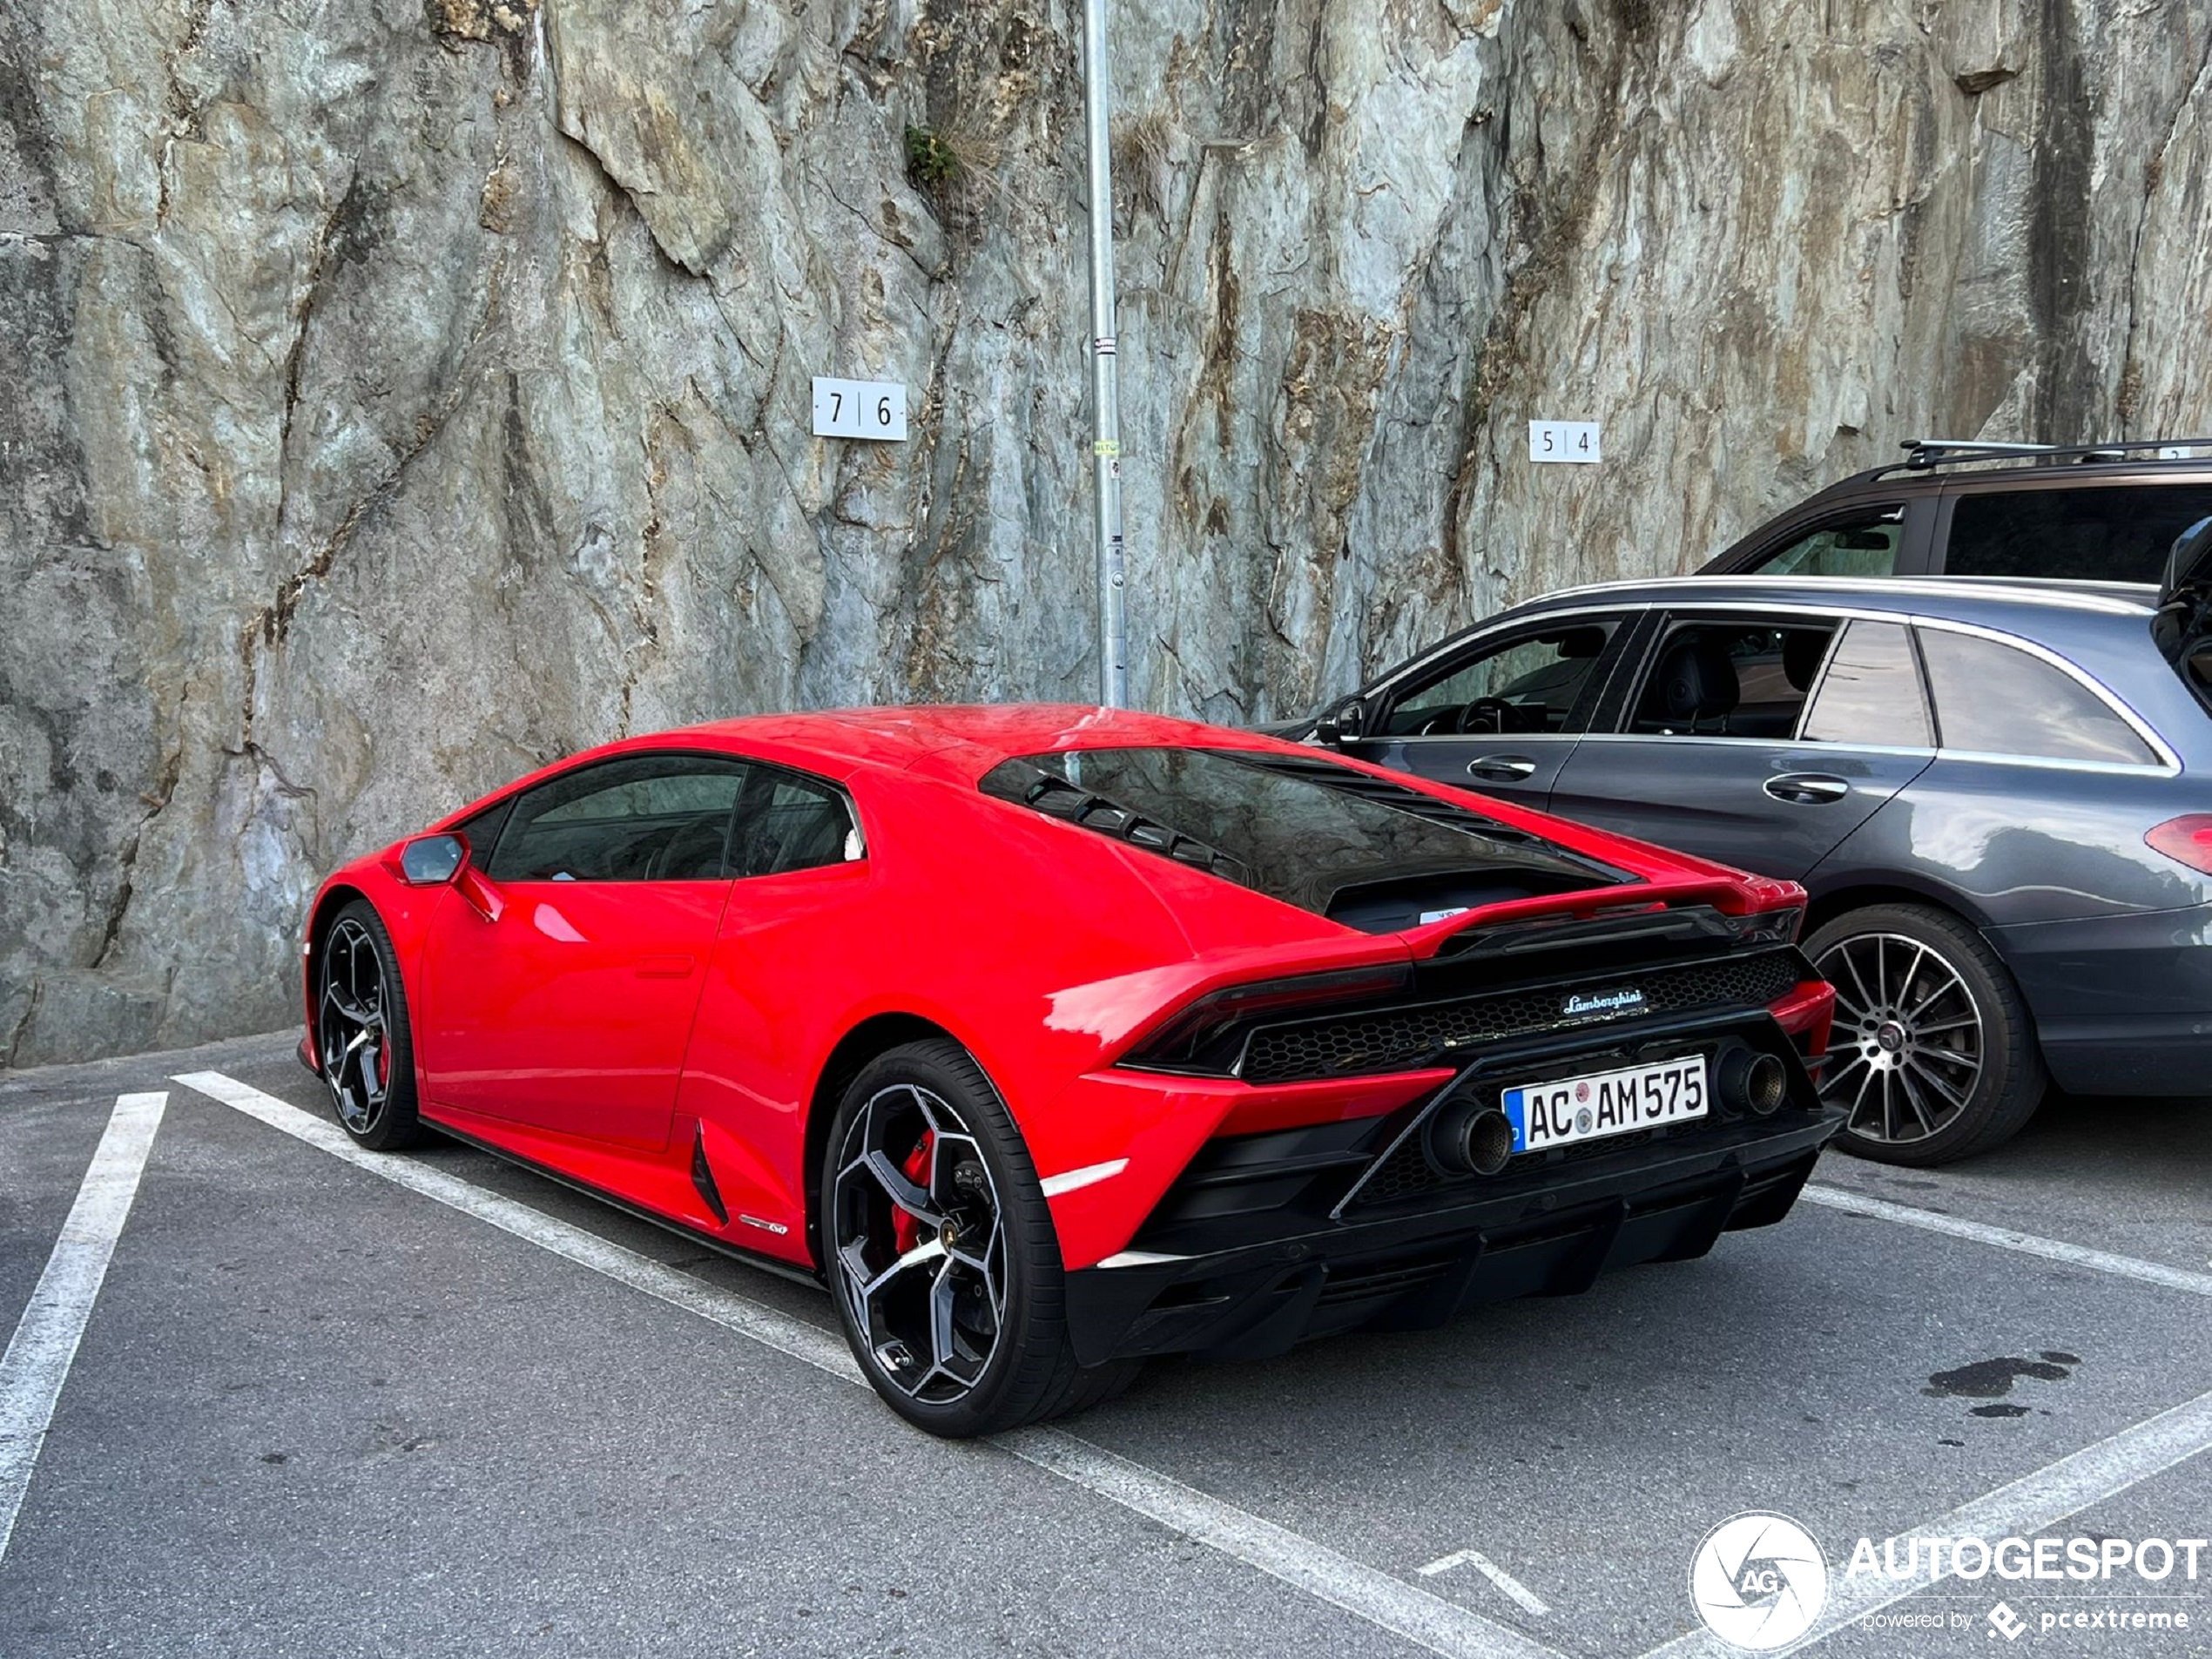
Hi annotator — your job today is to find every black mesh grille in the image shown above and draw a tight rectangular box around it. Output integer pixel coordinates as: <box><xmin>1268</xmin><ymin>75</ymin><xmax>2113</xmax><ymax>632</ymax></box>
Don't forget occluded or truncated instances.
<box><xmin>1238</xmin><ymin>950</ymin><xmax>1803</xmax><ymax>1083</ymax></box>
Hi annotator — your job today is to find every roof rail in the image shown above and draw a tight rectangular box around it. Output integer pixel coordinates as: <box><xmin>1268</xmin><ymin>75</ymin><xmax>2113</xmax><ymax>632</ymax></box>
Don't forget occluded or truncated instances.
<box><xmin>1892</xmin><ymin>436</ymin><xmax>2212</xmax><ymax>474</ymax></box>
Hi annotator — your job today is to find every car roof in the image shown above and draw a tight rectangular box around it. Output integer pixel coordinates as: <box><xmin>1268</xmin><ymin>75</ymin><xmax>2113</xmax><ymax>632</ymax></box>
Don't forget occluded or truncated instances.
<box><xmin>656</xmin><ymin>704</ymin><xmax>1277</xmax><ymax>777</ymax></box>
<box><xmin>432</xmin><ymin>705</ymin><xmax>1288</xmax><ymax>828</ymax></box>
<box><xmin>1508</xmin><ymin>573</ymin><xmax>2161</xmax><ymax>628</ymax></box>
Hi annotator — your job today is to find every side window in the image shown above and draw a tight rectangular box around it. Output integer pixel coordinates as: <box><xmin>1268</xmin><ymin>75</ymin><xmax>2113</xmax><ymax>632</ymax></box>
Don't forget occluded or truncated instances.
<box><xmin>1753</xmin><ymin>509</ymin><xmax>1907</xmax><ymax>577</ymax></box>
<box><xmin>1382</xmin><ymin>623</ymin><xmax>1616</xmax><ymax>736</ymax></box>
<box><xmin>451</xmin><ymin>798</ymin><xmax>513</xmax><ymax>864</ymax></box>
<box><xmin>1629</xmin><ymin>619</ymin><xmax>1839</xmax><ymax>738</ymax></box>
<box><xmin>1801</xmin><ymin>620</ymin><xmax>1930</xmax><ymax>746</ymax></box>
<box><xmin>731</xmin><ymin>772</ymin><xmax>861</xmax><ymax>879</ymax></box>
<box><xmin>1943</xmin><ymin>484</ymin><xmax>2212</xmax><ymax>583</ymax></box>
<box><xmin>1916</xmin><ymin>629</ymin><xmax>2157</xmax><ymax>765</ymax></box>
<box><xmin>484</xmin><ymin>754</ymin><xmax>752</xmax><ymax>882</ymax></box>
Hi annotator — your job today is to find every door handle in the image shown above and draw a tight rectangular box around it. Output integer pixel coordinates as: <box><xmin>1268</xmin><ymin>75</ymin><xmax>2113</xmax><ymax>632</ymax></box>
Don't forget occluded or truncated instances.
<box><xmin>1764</xmin><ymin>772</ymin><xmax>1851</xmax><ymax>805</ymax></box>
<box><xmin>637</xmin><ymin>954</ymin><xmax>696</xmax><ymax>980</ymax></box>
<box><xmin>1467</xmin><ymin>754</ymin><xmax>1539</xmax><ymax>782</ymax></box>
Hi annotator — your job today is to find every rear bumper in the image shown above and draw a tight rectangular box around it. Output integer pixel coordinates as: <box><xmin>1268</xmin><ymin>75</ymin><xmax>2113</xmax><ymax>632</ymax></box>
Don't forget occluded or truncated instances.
<box><xmin>1991</xmin><ymin>903</ymin><xmax>2212</xmax><ymax>1096</ymax></box>
<box><xmin>2032</xmin><ymin>1022</ymin><xmax>2212</xmax><ymax>1096</ymax></box>
<box><xmin>1062</xmin><ymin>1089</ymin><xmax>1839</xmax><ymax>1367</ymax></box>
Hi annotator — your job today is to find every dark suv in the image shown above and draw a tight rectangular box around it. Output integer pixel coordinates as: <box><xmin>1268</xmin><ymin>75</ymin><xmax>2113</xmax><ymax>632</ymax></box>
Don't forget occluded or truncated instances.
<box><xmin>1698</xmin><ymin>439</ymin><xmax>2212</xmax><ymax>583</ymax></box>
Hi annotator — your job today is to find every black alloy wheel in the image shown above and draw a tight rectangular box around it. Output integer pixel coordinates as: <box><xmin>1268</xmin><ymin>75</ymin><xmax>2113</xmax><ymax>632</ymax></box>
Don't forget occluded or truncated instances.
<box><xmin>317</xmin><ymin>900</ymin><xmax>427</xmax><ymax>1150</ymax></box>
<box><xmin>822</xmin><ymin>1039</ymin><xmax>1137</xmax><ymax>1435</ymax></box>
<box><xmin>831</xmin><ymin>1076</ymin><xmax>1012</xmax><ymax>1405</ymax></box>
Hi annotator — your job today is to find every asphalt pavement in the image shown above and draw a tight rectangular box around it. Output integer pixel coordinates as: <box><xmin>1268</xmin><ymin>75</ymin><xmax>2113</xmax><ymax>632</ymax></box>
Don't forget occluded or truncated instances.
<box><xmin>2</xmin><ymin>1032</ymin><xmax>2207</xmax><ymax>1658</ymax></box>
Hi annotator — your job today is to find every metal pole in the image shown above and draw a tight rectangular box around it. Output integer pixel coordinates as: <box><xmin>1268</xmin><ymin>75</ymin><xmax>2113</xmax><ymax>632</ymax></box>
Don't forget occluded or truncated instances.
<box><xmin>1081</xmin><ymin>0</ymin><xmax>1129</xmax><ymax>708</ymax></box>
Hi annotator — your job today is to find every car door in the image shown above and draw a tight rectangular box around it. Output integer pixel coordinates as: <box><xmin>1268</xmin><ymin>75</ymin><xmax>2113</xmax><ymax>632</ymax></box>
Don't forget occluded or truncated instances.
<box><xmin>415</xmin><ymin>751</ymin><xmax>752</xmax><ymax>1150</ymax></box>
<box><xmin>671</xmin><ymin>765</ymin><xmax>873</xmax><ymax>1247</ymax></box>
<box><xmin>1339</xmin><ymin>612</ymin><xmax>1635</xmax><ymax>811</ymax></box>
<box><xmin>1547</xmin><ymin>610</ymin><xmax>1937</xmax><ymax>880</ymax></box>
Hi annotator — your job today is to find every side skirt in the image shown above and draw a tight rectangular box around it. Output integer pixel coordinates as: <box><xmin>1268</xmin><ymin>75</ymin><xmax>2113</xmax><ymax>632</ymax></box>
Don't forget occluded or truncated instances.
<box><xmin>422</xmin><ymin>1113</ymin><xmax>825</xmax><ymax>1292</ymax></box>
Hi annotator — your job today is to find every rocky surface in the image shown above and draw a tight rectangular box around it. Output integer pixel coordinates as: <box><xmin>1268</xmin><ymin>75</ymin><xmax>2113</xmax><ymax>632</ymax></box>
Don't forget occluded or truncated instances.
<box><xmin>3</xmin><ymin>0</ymin><xmax>2209</xmax><ymax>1064</ymax></box>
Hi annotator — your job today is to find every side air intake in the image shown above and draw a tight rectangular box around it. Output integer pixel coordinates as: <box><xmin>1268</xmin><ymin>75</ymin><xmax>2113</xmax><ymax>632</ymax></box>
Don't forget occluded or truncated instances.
<box><xmin>691</xmin><ymin>1126</ymin><xmax>728</xmax><ymax>1224</ymax></box>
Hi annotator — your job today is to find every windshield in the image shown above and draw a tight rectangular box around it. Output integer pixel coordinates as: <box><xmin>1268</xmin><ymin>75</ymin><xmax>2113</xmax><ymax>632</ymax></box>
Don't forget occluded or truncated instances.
<box><xmin>979</xmin><ymin>746</ymin><xmax>1631</xmax><ymax>933</ymax></box>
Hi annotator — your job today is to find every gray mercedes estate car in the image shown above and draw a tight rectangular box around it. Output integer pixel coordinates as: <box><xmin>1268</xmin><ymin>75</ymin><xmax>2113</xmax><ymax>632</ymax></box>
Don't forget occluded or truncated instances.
<box><xmin>1302</xmin><ymin>549</ymin><xmax>2212</xmax><ymax>1165</ymax></box>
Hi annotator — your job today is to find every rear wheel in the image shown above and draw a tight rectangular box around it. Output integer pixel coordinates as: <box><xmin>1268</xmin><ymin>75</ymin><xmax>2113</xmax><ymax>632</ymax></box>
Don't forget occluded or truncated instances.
<box><xmin>821</xmin><ymin>1039</ymin><xmax>1136</xmax><ymax>1436</ymax></box>
<box><xmin>1806</xmin><ymin>902</ymin><xmax>2043</xmax><ymax>1165</ymax></box>
<box><xmin>316</xmin><ymin>901</ymin><xmax>428</xmax><ymax>1151</ymax></box>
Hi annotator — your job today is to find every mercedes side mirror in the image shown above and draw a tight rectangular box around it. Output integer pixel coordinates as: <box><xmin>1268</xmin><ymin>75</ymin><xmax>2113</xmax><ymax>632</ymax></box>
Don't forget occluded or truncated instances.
<box><xmin>398</xmin><ymin>833</ymin><xmax>468</xmax><ymax>887</ymax></box>
<box><xmin>1313</xmin><ymin>697</ymin><xmax>1366</xmax><ymax>747</ymax></box>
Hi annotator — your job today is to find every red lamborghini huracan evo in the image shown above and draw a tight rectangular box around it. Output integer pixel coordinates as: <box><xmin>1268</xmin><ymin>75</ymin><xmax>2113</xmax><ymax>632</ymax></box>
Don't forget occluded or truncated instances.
<box><xmin>299</xmin><ymin>705</ymin><xmax>1837</xmax><ymax>1434</ymax></box>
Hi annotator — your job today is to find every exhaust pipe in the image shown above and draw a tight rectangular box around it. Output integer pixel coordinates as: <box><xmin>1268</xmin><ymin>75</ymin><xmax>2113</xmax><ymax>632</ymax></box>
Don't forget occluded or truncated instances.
<box><xmin>1715</xmin><ymin>1044</ymin><xmax>1789</xmax><ymax>1116</ymax></box>
<box><xmin>1427</xmin><ymin>1101</ymin><xmax>1518</xmax><ymax>1176</ymax></box>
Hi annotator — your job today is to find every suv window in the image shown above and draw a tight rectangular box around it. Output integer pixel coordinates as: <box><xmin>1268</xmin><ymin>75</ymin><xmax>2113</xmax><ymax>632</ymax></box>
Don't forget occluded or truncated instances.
<box><xmin>1801</xmin><ymin>620</ymin><xmax>1929</xmax><ymax>746</ymax></box>
<box><xmin>730</xmin><ymin>773</ymin><xmax>860</xmax><ymax>878</ymax></box>
<box><xmin>1755</xmin><ymin>509</ymin><xmax>1907</xmax><ymax>577</ymax></box>
<box><xmin>1915</xmin><ymin>629</ymin><xmax>2156</xmax><ymax>765</ymax></box>
<box><xmin>1943</xmin><ymin>484</ymin><xmax>2212</xmax><ymax>583</ymax></box>
<box><xmin>1629</xmin><ymin>620</ymin><xmax>1839</xmax><ymax>738</ymax></box>
<box><xmin>1382</xmin><ymin>624</ymin><xmax>1616</xmax><ymax>736</ymax></box>
<box><xmin>485</xmin><ymin>754</ymin><xmax>752</xmax><ymax>881</ymax></box>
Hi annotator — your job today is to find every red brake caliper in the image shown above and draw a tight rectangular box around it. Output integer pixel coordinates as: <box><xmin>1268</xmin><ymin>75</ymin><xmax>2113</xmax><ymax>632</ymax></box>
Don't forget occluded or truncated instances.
<box><xmin>890</xmin><ymin>1130</ymin><xmax>934</xmax><ymax>1254</ymax></box>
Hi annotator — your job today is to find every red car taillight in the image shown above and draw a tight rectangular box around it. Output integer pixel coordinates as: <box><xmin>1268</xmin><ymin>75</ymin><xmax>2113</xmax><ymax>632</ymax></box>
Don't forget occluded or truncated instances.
<box><xmin>1122</xmin><ymin>962</ymin><xmax>1413</xmax><ymax>1075</ymax></box>
<box><xmin>2146</xmin><ymin>814</ymin><xmax>2212</xmax><ymax>874</ymax></box>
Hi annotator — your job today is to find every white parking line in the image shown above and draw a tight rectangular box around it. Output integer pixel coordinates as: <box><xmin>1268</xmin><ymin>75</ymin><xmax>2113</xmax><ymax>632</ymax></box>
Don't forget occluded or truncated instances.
<box><xmin>1802</xmin><ymin>1184</ymin><xmax>2212</xmax><ymax>1298</ymax></box>
<box><xmin>175</xmin><ymin>1071</ymin><xmax>1564</xmax><ymax>1659</ymax></box>
<box><xmin>1416</xmin><ymin>1549</ymin><xmax>1553</xmax><ymax>1616</ymax></box>
<box><xmin>1639</xmin><ymin>1381</ymin><xmax>2212</xmax><ymax>1657</ymax></box>
<box><xmin>0</xmin><ymin>1091</ymin><xmax>166</xmax><ymax>1566</ymax></box>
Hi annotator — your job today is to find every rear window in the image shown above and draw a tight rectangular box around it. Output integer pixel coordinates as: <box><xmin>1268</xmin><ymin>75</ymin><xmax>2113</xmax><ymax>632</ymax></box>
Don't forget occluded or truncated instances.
<box><xmin>979</xmin><ymin>747</ymin><xmax>1630</xmax><ymax>934</ymax></box>
<box><xmin>1916</xmin><ymin>630</ymin><xmax>2157</xmax><ymax>765</ymax></box>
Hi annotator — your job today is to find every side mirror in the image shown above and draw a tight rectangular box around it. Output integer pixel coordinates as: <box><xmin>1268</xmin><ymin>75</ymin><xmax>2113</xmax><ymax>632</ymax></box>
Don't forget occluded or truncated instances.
<box><xmin>398</xmin><ymin>833</ymin><xmax>468</xmax><ymax>887</ymax></box>
<box><xmin>1314</xmin><ymin>697</ymin><xmax>1366</xmax><ymax>747</ymax></box>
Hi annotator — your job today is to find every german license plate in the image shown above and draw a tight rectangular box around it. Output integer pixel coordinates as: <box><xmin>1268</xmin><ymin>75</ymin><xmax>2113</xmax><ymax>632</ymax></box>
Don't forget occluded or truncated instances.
<box><xmin>1502</xmin><ymin>1055</ymin><xmax>1707</xmax><ymax>1154</ymax></box>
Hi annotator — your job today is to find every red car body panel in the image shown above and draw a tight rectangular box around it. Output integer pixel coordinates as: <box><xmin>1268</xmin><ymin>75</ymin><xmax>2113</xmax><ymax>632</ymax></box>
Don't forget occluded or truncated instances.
<box><xmin>301</xmin><ymin>706</ymin><xmax>1831</xmax><ymax>1277</ymax></box>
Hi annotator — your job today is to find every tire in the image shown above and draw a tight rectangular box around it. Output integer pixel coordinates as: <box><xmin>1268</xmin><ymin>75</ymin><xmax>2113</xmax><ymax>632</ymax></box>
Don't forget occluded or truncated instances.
<box><xmin>315</xmin><ymin>900</ymin><xmax>428</xmax><ymax>1151</ymax></box>
<box><xmin>819</xmin><ymin>1039</ymin><xmax>1136</xmax><ymax>1436</ymax></box>
<box><xmin>1805</xmin><ymin>902</ymin><xmax>2045</xmax><ymax>1166</ymax></box>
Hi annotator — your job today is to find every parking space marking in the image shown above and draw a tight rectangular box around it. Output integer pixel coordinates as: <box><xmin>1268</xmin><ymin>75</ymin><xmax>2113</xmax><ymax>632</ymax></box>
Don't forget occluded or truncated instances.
<box><xmin>170</xmin><ymin>1072</ymin><xmax>866</xmax><ymax>1379</ymax></box>
<box><xmin>176</xmin><ymin>1072</ymin><xmax>1566</xmax><ymax>1659</ymax></box>
<box><xmin>1005</xmin><ymin>1433</ymin><xmax>1563</xmax><ymax>1657</ymax></box>
<box><xmin>0</xmin><ymin>1091</ymin><xmax>166</xmax><ymax>1567</ymax></box>
<box><xmin>1639</xmin><ymin>1382</ymin><xmax>2212</xmax><ymax>1657</ymax></box>
<box><xmin>1803</xmin><ymin>1184</ymin><xmax>2212</xmax><ymax>1298</ymax></box>
<box><xmin>1416</xmin><ymin>1550</ymin><xmax>1553</xmax><ymax>1616</ymax></box>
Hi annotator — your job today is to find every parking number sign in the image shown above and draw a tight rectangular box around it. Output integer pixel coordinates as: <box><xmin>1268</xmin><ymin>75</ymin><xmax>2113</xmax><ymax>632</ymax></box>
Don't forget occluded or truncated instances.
<box><xmin>813</xmin><ymin>377</ymin><xmax>907</xmax><ymax>442</ymax></box>
<box><xmin>1528</xmin><ymin>420</ymin><xmax>1601</xmax><ymax>464</ymax></box>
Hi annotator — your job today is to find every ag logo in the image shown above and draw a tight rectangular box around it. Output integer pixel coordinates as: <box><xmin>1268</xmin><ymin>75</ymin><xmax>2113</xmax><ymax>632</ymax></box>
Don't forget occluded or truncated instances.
<box><xmin>1689</xmin><ymin>1512</ymin><xmax>1829</xmax><ymax>1650</ymax></box>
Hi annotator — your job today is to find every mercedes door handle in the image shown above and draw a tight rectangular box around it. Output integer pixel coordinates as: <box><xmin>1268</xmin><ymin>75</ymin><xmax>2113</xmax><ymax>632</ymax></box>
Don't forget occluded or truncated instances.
<box><xmin>1467</xmin><ymin>754</ymin><xmax>1539</xmax><ymax>781</ymax></box>
<box><xmin>1764</xmin><ymin>772</ymin><xmax>1851</xmax><ymax>805</ymax></box>
<box><xmin>637</xmin><ymin>954</ymin><xmax>696</xmax><ymax>980</ymax></box>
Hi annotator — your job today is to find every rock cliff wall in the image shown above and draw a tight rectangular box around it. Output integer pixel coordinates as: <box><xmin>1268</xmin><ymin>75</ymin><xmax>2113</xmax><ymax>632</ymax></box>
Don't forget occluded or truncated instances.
<box><xmin>3</xmin><ymin>0</ymin><xmax>2209</xmax><ymax>1063</ymax></box>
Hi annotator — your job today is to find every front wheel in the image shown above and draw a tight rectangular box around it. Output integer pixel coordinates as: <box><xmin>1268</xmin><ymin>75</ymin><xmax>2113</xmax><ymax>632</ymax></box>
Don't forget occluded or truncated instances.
<box><xmin>316</xmin><ymin>900</ymin><xmax>428</xmax><ymax>1151</ymax></box>
<box><xmin>1806</xmin><ymin>902</ymin><xmax>2044</xmax><ymax>1166</ymax></box>
<box><xmin>821</xmin><ymin>1039</ymin><xmax>1135</xmax><ymax>1436</ymax></box>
